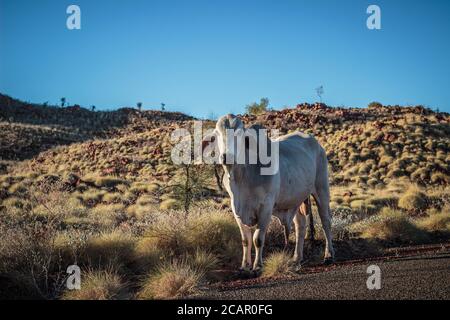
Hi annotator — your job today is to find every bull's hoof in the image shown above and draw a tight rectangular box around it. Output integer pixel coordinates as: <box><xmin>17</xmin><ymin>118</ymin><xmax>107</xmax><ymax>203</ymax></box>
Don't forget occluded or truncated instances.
<box><xmin>323</xmin><ymin>257</ymin><xmax>334</xmax><ymax>265</ymax></box>
<box><xmin>236</xmin><ymin>267</ymin><xmax>252</xmax><ymax>279</ymax></box>
<box><xmin>294</xmin><ymin>264</ymin><xmax>303</xmax><ymax>273</ymax></box>
<box><xmin>251</xmin><ymin>267</ymin><xmax>262</xmax><ymax>277</ymax></box>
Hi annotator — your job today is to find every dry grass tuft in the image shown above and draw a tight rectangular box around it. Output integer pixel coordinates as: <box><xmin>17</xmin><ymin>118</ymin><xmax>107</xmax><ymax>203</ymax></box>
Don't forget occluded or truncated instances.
<box><xmin>141</xmin><ymin>210</ymin><xmax>240</xmax><ymax>262</ymax></box>
<box><xmin>398</xmin><ymin>186</ymin><xmax>428</xmax><ymax>212</ymax></box>
<box><xmin>354</xmin><ymin>209</ymin><xmax>429</xmax><ymax>243</ymax></box>
<box><xmin>417</xmin><ymin>212</ymin><xmax>450</xmax><ymax>232</ymax></box>
<box><xmin>61</xmin><ymin>268</ymin><xmax>127</xmax><ymax>300</ymax></box>
<box><xmin>82</xmin><ymin>231</ymin><xmax>135</xmax><ymax>270</ymax></box>
<box><xmin>137</xmin><ymin>261</ymin><xmax>203</xmax><ymax>299</ymax></box>
<box><xmin>262</xmin><ymin>251</ymin><xmax>294</xmax><ymax>278</ymax></box>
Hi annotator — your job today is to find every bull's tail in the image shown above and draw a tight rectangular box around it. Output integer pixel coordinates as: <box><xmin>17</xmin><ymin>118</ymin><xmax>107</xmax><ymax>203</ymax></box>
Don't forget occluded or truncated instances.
<box><xmin>304</xmin><ymin>196</ymin><xmax>315</xmax><ymax>241</ymax></box>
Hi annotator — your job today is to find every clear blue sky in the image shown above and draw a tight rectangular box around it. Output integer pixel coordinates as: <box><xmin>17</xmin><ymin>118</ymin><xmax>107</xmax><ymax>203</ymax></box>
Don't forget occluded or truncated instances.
<box><xmin>1</xmin><ymin>0</ymin><xmax>449</xmax><ymax>117</ymax></box>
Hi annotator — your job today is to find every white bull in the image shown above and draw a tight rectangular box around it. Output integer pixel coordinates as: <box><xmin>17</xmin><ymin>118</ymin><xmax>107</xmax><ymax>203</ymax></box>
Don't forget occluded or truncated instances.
<box><xmin>203</xmin><ymin>114</ymin><xmax>335</xmax><ymax>272</ymax></box>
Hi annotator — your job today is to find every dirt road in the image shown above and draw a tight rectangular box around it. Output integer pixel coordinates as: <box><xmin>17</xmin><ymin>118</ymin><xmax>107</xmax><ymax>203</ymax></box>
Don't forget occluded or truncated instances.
<box><xmin>198</xmin><ymin>245</ymin><xmax>450</xmax><ymax>300</ymax></box>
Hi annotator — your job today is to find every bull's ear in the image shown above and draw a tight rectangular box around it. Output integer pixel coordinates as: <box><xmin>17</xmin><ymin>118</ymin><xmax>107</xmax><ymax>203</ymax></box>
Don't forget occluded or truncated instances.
<box><xmin>231</xmin><ymin>116</ymin><xmax>244</xmax><ymax>129</ymax></box>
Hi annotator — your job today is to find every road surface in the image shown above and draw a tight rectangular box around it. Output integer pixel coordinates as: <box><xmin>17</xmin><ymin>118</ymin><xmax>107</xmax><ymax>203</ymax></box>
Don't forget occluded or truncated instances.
<box><xmin>197</xmin><ymin>247</ymin><xmax>450</xmax><ymax>300</ymax></box>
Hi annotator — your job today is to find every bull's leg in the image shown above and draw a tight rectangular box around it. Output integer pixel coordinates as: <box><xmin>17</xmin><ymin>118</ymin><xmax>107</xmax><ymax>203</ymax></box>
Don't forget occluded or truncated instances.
<box><xmin>293</xmin><ymin>207</ymin><xmax>307</xmax><ymax>269</ymax></box>
<box><xmin>282</xmin><ymin>224</ymin><xmax>290</xmax><ymax>249</ymax></box>
<box><xmin>235</xmin><ymin>218</ymin><xmax>252</xmax><ymax>270</ymax></box>
<box><xmin>312</xmin><ymin>190</ymin><xmax>335</xmax><ymax>264</ymax></box>
<box><xmin>252</xmin><ymin>222</ymin><xmax>269</xmax><ymax>272</ymax></box>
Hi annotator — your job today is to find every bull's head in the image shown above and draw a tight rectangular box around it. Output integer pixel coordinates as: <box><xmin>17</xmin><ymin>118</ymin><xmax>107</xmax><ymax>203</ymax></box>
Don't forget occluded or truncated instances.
<box><xmin>202</xmin><ymin>114</ymin><xmax>245</xmax><ymax>165</ymax></box>
<box><xmin>202</xmin><ymin>114</ymin><xmax>277</xmax><ymax>175</ymax></box>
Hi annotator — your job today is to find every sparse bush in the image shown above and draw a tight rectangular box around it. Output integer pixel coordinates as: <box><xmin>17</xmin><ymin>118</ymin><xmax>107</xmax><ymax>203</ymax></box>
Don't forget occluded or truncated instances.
<box><xmin>368</xmin><ymin>102</ymin><xmax>383</xmax><ymax>109</ymax></box>
<box><xmin>246</xmin><ymin>98</ymin><xmax>269</xmax><ymax>115</ymax></box>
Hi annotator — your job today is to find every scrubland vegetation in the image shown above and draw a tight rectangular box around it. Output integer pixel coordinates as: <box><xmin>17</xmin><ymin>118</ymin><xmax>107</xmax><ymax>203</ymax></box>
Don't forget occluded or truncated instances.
<box><xmin>0</xmin><ymin>94</ymin><xmax>449</xmax><ymax>299</ymax></box>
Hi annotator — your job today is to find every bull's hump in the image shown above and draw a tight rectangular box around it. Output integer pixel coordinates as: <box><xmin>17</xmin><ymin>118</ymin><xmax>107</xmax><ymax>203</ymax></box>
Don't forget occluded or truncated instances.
<box><xmin>276</xmin><ymin>131</ymin><xmax>312</xmax><ymax>142</ymax></box>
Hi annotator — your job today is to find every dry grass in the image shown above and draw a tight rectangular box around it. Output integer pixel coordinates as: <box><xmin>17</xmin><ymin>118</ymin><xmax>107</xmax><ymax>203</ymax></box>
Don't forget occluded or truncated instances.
<box><xmin>352</xmin><ymin>209</ymin><xmax>429</xmax><ymax>243</ymax></box>
<box><xmin>61</xmin><ymin>268</ymin><xmax>127</xmax><ymax>300</ymax></box>
<box><xmin>82</xmin><ymin>231</ymin><xmax>136</xmax><ymax>270</ymax></box>
<box><xmin>141</xmin><ymin>210</ymin><xmax>240</xmax><ymax>261</ymax></box>
<box><xmin>417</xmin><ymin>212</ymin><xmax>450</xmax><ymax>232</ymax></box>
<box><xmin>262</xmin><ymin>251</ymin><xmax>294</xmax><ymax>278</ymax></box>
<box><xmin>398</xmin><ymin>186</ymin><xmax>428</xmax><ymax>212</ymax></box>
<box><xmin>137</xmin><ymin>260</ymin><xmax>203</xmax><ymax>299</ymax></box>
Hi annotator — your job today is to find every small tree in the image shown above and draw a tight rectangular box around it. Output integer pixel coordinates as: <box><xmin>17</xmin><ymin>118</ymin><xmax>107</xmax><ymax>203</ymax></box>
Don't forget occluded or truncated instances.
<box><xmin>368</xmin><ymin>101</ymin><xmax>383</xmax><ymax>109</ymax></box>
<box><xmin>246</xmin><ymin>97</ymin><xmax>269</xmax><ymax>115</ymax></box>
<box><xmin>172</xmin><ymin>164</ymin><xmax>211</xmax><ymax>216</ymax></box>
<box><xmin>60</xmin><ymin>97</ymin><xmax>66</xmax><ymax>107</ymax></box>
<box><xmin>315</xmin><ymin>86</ymin><xmax>324</xmax><ymax>103</ymax></box>
<box><xmin>161</xmin><ymin>103</ymin><xmax>166</xmax><ymax>111</ymax></box>
<box><xmin>137</xmin><ymin>102</ymin><xmax>143</xmax><ymax>112</ymax></box>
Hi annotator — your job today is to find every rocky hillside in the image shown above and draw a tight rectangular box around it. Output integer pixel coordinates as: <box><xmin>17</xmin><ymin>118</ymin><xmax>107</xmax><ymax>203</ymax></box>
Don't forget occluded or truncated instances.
<box><xmin>243</xmin><ymin>103</ymin><xmax>450</xmax><ymax>187</ymax></box>
<box><xmin>0</xmin><ymin>94</ymin><xmax>193</xmax><ymax>161</ymax></box>
<box><xmin>3</xmin><ymin>95</ymin><xmax>448</xmax><ymax>188</ymax></box>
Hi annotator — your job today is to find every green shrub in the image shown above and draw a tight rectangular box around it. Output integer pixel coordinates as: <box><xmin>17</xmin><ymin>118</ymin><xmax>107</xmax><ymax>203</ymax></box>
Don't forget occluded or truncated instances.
<box><xmin>246</xmin><ymin>98</ymin><xmax>269</xmax><ymax>115</ymax></box>
<box><xmin>368</xmin><ymin>102</ymin><xmax>383</xmax><ymax>109</ymax></box>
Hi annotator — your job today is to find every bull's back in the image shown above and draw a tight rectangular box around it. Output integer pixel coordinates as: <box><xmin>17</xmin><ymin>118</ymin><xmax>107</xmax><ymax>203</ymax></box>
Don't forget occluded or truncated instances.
<box><xmin>277</xmin><ymin>132</ymin><xmax>322</xmax><ymax>167</ymax></box>
<box><xmin>274</xmin><ymin>132</ymin><xmax>323</xmax><ymax>208</ymax></box>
